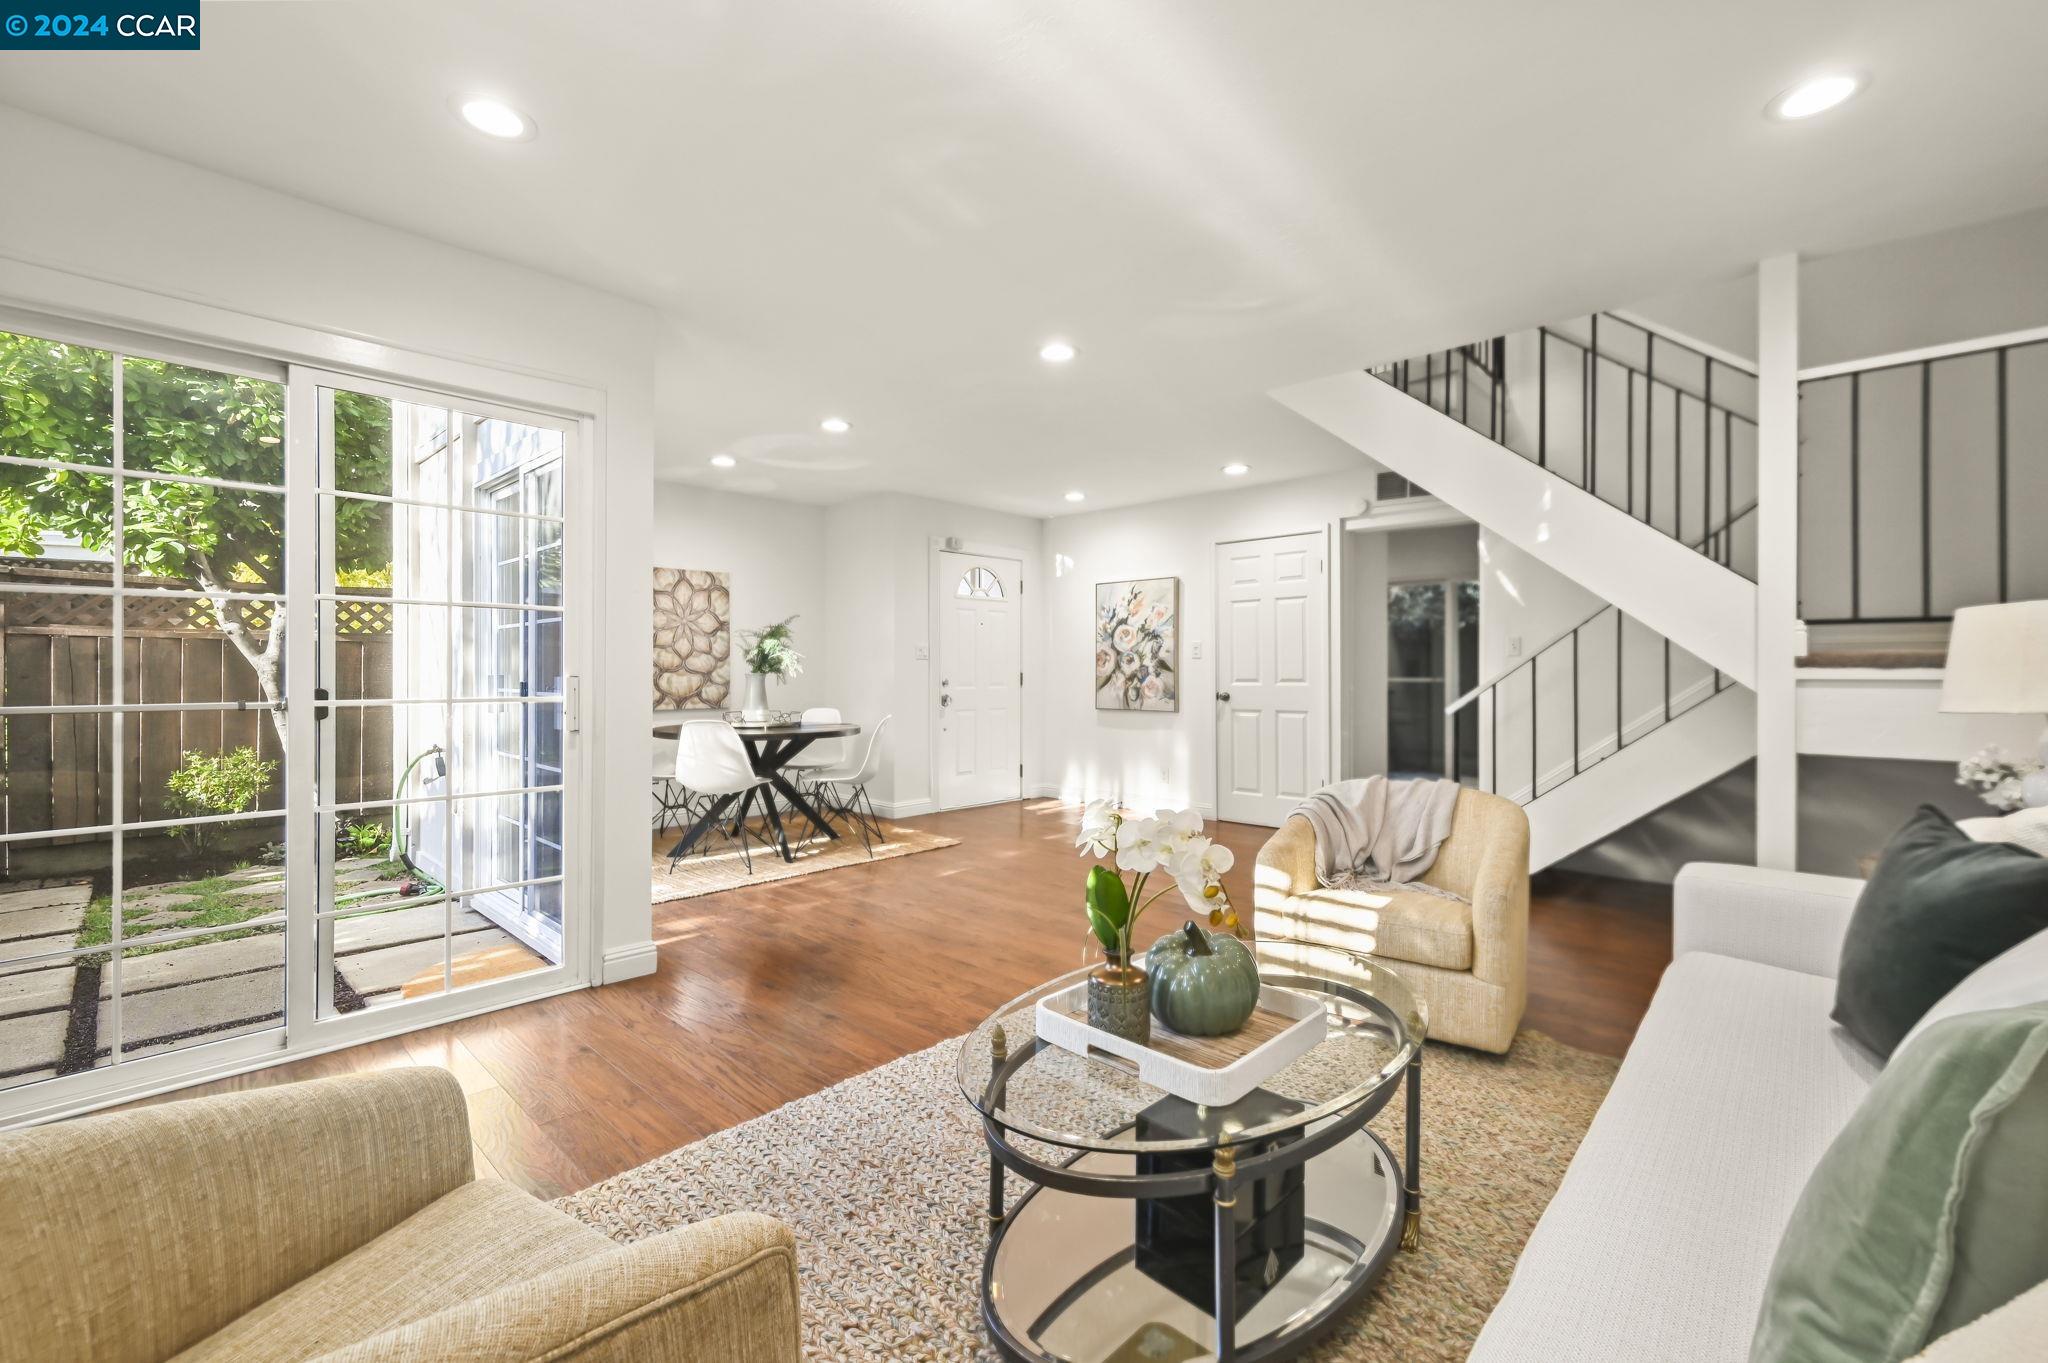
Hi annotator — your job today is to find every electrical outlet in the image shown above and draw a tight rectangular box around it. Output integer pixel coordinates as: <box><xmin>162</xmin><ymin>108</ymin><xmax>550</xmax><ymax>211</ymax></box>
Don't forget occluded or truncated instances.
<box><xmin>913</xmin><ymin>643</ymin><xmax>929</xmax><ymax>661</ymax></box>
<box><xmin>1191</xmin><ymin>641</ymin><xmax>1204</xmax><ymax>661</ymax></box>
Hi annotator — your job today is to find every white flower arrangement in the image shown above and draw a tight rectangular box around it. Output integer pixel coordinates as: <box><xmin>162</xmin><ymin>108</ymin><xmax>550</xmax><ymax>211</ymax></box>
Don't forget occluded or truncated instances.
<box><xmin>1957</xmin><ymin>745</ymin><xmax>2041</xmax><ymax>814</ymax></box>
<box><xmin>1075</xmin><ymin>799</ymin><xmax>1239</xmax><ymax>965</ymax></box>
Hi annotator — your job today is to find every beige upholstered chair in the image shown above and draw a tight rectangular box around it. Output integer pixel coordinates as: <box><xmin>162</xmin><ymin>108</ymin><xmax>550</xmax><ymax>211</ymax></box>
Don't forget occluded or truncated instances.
<box><xmin>1254</xmin><ymin>786</ymin><xmax>1529</xmax><ymax>1053</ymax></box>
<box><xmin>0</xmin><ymin>1068</ymin><xmax>800</xmax><ymax>1363</ymax></box>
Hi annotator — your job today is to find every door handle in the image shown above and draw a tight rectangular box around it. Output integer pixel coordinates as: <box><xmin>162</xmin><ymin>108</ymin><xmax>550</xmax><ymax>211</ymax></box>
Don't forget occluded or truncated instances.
<box><xmin>1215</xmin><ymin>691</ymin><xmax>1231</xmax><ymax>702</ymax></box>
<box><xmin>940</xmin><ymin>693</ymin><xmax>952</xmax><ymax>708</ymax></box>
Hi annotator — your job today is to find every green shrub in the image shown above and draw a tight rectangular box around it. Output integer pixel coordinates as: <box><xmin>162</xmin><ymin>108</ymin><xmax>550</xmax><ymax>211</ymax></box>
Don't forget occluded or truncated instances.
<box><xmin>165</xmin><ymin>746</ymin><xmax>276</xmax><ymax>855</ymax></box>
<box><xmin>339</xmin><ymin>819</ymin><xmax>392</xmax><ymax>858</ymax></box>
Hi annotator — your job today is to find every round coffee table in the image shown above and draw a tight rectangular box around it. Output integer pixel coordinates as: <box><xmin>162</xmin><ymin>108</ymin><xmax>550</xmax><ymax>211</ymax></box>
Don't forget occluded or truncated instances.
<box><xmin>957</xmin><ymin>941</ymin><xmax>1426</xmax><ymax>1362</ymax></box>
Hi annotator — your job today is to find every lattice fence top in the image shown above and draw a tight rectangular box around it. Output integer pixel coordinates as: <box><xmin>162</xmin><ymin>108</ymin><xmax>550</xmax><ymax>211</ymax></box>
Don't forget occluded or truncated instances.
<box><xmin>0</xmin><ymin>561</ymin><xmax>391</xmax><ymax>637</ymax></box>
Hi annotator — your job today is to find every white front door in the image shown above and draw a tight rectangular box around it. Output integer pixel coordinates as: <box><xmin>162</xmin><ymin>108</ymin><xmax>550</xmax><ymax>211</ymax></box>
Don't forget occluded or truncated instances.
<box><xmin>935</xmin><ymin>550</ymin><xmax>1022</xmax><ymax>810</ymax></box>
<box><xmin>1216</xmin><ymin>533</ymin><xmax>1329</xmax><ymax>826</ymax></box>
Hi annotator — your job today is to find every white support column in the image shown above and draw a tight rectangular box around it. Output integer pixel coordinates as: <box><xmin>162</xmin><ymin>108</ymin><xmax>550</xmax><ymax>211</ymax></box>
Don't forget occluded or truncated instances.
<box><xmin>1755</xmin><ymin>255</ymin><xmax>1801</xmax><ymax>868</ymax></box>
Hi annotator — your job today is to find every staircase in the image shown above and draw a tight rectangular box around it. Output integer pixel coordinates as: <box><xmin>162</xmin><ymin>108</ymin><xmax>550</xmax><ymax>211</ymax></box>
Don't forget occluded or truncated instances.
<box><xmin>1277</xmin><ymin>313</ymin><xmax>1763</xmax><ymax>867</ymax></box>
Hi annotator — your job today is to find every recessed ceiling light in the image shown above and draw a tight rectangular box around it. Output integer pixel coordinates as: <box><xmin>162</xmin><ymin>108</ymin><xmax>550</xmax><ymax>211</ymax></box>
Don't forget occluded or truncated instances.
<box><xmin>1221</xmin><ymin>462</ymin><xmax>1250</xmax><ymax>477</ymax></box>
<box><xmin>1767</xmin><ymin>73</ymin><xmax>1862</xmax><ymax>121</ymax></box>
<box><xmin>1040</xmin><ymin>340</ymin><xmax>1078</xmax><ymax>364</ymax></box>
<box><xmin>1064</xmin><ymin>490</ymin><xmax>1086</xmax><ymax>503</ymax></box>
<box><xmin>457</xmin><ymin>96</ymin><xmax>535</xmax><ymax>141</ymax></box>
<box><xmin>708</xmin><ymin>453</ymin><xmax>736</xmax><ymax>469</ymax></box>
<box><xmin>819</xmin><ymin>416</ymin><xmax>850</xmax><ymax>434</ymax></box>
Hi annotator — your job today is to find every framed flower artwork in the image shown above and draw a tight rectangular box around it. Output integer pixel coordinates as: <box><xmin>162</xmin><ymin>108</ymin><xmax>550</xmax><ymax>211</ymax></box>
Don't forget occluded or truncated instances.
<box><xmin>1095</xmin><ymin>577</ymin><xmax>1179</xmax><ymax>711</ymax></box>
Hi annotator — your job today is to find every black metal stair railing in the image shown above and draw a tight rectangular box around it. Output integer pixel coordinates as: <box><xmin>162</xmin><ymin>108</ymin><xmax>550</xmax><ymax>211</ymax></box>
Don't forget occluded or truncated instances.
<box><xmin>1369</xmin><ymin>313</ymin><xmax>1760</xmax><ymax>580</ymax></box>
<box><xmin>1444</xmin><ymin>601</ymin><xmax>1740</xmax><ymax>808</ymax></box>
<box><xmin>1797</xmin><ymin>333</ymin><xmax>2048</xmax><ymax>625</ymax></box>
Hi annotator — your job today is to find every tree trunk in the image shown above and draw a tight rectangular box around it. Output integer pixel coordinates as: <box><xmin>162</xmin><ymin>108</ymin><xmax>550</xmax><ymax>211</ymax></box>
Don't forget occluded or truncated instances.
<box><xmin>193</xmin><ymin>562</ymin><xmax>288</xmax><ymax>750</ymax></box>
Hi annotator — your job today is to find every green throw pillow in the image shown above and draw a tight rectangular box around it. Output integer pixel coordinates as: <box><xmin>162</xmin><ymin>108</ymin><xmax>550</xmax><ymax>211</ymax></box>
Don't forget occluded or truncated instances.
<box><xmin>1833</xmin><ymin>805</ymin><xmax>2048</xmax><ymax>1059</ymax></box>
<box><xmin>1751</xmin><ymin>1003</ymin><xmax>2048</xmax><ymax>1363</ymax></box>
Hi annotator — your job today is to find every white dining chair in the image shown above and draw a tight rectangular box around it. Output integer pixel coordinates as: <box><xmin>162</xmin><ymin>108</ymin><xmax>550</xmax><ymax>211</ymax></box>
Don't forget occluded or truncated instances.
<box><xmin>670</xmin><ymin>720</ymin><xmax>774</xmax><ymax>873</ymax></box>
<box><xmin>810</xmin><ymin>714</ymin><xmax>889</xmax><ymax>857</ymax></box>
<box><xmin>651</xmin><ymin>734</ymin><xmax>689</xmax><ymax>830</ymax></box>
<box><xmin>784</xmin><ymin>707</ymin><xmax>847</xmax><ymax>778</ymax></box>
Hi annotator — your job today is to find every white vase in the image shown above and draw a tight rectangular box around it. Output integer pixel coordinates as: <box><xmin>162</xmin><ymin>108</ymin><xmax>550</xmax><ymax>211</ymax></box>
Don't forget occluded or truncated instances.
<box><xmin>741</xmin><ymin>671</ymin><xmax>771</xmax><ymax>722</ymax></box>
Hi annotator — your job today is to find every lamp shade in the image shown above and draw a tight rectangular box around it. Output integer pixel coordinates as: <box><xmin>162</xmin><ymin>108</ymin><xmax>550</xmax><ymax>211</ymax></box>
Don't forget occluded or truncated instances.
<box><xmin>1940</xmin><ymin>601</ymin><xmax>2048</xmax><ymax>714</ymax></box>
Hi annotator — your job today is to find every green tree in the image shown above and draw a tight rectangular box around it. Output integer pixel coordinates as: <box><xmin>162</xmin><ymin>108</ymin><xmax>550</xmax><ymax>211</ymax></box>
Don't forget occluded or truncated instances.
<box><xmin>0</xmin><ymin>330</ymin><xmax>394</xmax><ymax>742</ymax></box>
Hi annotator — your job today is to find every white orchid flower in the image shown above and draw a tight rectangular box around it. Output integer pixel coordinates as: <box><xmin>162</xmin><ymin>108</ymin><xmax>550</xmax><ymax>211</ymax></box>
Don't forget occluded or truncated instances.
<box><xmin>1114</xmin><ymin>817</ymin><xmax>1170</xmax><ymax>873</ymax></box>
<box><xmin>1075</xmin><ymin>799</ymin><xmax>1121</xmax><ymax>857</ymax></box>
<box><xmin>1168</xmin><ymin>834</ymin><xmax>1231</xmax><ymax>895</ymax></box>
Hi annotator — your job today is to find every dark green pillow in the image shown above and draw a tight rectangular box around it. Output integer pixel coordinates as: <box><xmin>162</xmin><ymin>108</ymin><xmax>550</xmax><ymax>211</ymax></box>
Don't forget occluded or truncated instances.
<box><xmin>1833</xmin><ymin>805</ymin><xmax>2048</xmax><ymax>1059</ymax></box>
<box><xmin>1751</xmin><ymin>1004</ymin><xmax>2048</xmax><ymax>1363</ymax></box>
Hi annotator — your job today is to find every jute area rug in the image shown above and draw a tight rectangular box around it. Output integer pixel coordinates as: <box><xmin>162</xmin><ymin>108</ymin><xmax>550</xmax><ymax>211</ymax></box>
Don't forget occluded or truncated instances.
<box><xmin>651</xmin><ymin>820</ymin><xmax>960</xmax><ymax>903</ymax></box>
<box><xmin>557</xmin><ymin>1030</ymin><xmax>1619</xmax><ymax>1361</ymax></box>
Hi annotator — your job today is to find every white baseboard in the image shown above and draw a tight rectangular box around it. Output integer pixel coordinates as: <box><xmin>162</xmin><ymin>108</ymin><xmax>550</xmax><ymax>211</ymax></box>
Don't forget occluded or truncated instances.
<box><xmin>871</xmin><ymin>795</ymin><xmax>936</xmax><ymax>819</ymax></box>
<box><xmin>1027</xmin><ymin>786</ymin><xmax>1216</xmax><ymax>820</ymax></box>
<box><xmin>600</xmin><ymin>940</ymin><xmax>658</xmax><ymax>983</ymax></box>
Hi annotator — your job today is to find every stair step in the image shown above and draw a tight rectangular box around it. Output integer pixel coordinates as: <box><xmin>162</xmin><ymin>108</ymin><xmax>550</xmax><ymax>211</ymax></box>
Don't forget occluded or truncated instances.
<box><xmin>1796</xmin><ymin>648</ymin><xmax>1946</xmax><ymax>670</ymax></box>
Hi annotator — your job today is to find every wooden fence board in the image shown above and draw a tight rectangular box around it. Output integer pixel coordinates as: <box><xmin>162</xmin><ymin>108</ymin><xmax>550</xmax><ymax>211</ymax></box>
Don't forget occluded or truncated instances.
<box><xmin>4</xmin><ymin>581</ymin><xmax>390</xmax><ymax>846</ymax></box>
<box><xmin>5</xmin><ymin>635</ymin><xmax>53</xmax><ymax>835</ymax></box>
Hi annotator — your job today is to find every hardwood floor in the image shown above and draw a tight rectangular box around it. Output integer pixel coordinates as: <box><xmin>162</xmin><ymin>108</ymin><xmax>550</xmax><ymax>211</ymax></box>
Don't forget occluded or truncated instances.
<box><xmin>107</xmin><ymin>800</ymin><xmax>1670</xmax><ymax>1199</ymax></box>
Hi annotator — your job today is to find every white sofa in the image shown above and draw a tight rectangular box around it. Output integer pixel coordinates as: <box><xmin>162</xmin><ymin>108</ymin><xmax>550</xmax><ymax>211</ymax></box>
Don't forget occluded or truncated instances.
<box><xmin>1473</xmin><ymin>863</ymin><xmax>1882</xmax><ymax>1361</ymax></box>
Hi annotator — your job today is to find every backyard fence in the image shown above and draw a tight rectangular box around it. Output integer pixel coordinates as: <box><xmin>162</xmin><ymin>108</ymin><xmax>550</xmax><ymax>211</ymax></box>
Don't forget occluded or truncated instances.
<box><xmin>1</xmin><ymin>560</ymin><xmax>394</xmax><ymax>847</ymax></box>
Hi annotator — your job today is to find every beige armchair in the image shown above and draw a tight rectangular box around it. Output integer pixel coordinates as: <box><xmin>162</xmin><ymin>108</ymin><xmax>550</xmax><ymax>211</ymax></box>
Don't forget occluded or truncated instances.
<box><xmin>1254</xmin><ymin>786</ymin><xmax>1529</xmax><ymax>1053</ymax></box>
<box><xmin>0</xmin><ymin>1068</ymin><xmax>800</xmax><ymax>1363</ymax></box>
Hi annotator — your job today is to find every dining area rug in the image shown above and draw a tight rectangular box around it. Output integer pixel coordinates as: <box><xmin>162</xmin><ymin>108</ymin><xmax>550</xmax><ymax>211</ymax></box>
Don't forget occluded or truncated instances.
<box><xmin>651</xmin><ymin>819</ymin><xmax>960</xmax><ymax>902</ymax></box>
<box><xmin>556</xmin><ymin>1029</ymin><xmax>1620</xmax><ymax>1361</ymax></box>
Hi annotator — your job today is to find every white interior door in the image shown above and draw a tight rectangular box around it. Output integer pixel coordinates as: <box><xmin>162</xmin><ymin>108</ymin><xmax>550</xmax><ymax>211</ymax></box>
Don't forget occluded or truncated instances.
<box><xmin>1216</xmin><ymin>533</ymin><xmax>1329</xmax><ymax>825</ymax></box>
<box><xmin>935</xmin><ymin>550</ymin><xmax>1021</xmax><ymax>810</ymax></box>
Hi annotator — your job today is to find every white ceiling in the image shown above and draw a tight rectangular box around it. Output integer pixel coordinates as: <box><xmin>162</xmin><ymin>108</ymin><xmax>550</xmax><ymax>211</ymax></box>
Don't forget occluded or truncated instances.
<box><xmin>5</xmin><ymin>1</ymin><xmax>2048</xmax><ymax>515</ymax></box>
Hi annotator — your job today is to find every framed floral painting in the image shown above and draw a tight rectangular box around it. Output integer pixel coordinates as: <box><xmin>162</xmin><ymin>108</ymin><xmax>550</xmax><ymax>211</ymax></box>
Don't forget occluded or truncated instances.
<box><xmin>1095</xmin><ymin>577</ymin><xmax>1179</xmax><ymax>711</ymax></box>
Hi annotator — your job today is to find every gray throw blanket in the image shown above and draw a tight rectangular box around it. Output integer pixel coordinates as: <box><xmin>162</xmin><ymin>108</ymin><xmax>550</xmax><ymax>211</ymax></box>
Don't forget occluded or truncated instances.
<box><xmin>1294</xmin><ymin>776</ymin><xmax>1462</xmax><ymax>892</ymax></box>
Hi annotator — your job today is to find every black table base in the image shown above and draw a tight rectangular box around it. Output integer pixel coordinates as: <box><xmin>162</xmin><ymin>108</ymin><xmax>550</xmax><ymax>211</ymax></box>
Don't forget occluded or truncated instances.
<box><xmin>664</xmin><ymin>730</ymin><xmax>848</xmax><ymax>865</ymax></box>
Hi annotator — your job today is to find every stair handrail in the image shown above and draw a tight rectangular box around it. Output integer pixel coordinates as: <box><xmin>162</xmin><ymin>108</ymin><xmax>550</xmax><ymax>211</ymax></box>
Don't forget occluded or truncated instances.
<box><xmin>1444</xmin><ymin>600</ymin><xmax>1614</xmax><ymax>717</ymax></box>
<box><xmin>1440</xmin><ymin>599</ymin><xmax>1738</xmax><ymax>808</ymax></box>
<box><xmin>1369</xmin><ymin>310</ymin><xmax>1761</xmax><ymax>578</ymax></box>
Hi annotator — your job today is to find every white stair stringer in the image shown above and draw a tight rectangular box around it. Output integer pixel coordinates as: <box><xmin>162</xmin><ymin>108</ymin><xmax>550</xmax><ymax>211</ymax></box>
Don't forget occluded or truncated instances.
<box><xmin>1274</xmin><ymin>369</ymin><xmax>1757</xmax><ymax>688</ymax></box>
<box><xmin>1527</xmin><ymin>686</ymin><xmax>1756</xmax><ymax>870</ymax></box>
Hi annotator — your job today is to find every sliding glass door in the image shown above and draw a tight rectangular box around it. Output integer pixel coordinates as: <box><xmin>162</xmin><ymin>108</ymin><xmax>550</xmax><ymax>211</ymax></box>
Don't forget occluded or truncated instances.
<box><xmin>309</xmin><ymin>379</ymin><xmax>569</xmax><ymax>1020</ymax></box>
<box><xmin>0</xmin><ymin>323</ymin><xmax>291</xmax><ymax>1099</ymax></box>
<box><xmin>0</xmin><ymin>319</ymin><xmax>579</xmax><ymax>1119</ymax></box>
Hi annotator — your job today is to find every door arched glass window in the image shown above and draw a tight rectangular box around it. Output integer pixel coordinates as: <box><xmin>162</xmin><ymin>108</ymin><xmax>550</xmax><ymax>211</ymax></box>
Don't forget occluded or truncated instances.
<box><xmin>957</xmin><ymin>566</ymin><xmax>1004</xmax><ymax>599</ymax></box>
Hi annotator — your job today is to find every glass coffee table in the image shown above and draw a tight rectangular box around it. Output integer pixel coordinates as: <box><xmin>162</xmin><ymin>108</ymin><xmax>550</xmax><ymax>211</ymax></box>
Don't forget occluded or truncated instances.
<box><xmin>957</xmin><ymin>941</ymin><xmax>1425</xmax><ymax>1363</ymax></box>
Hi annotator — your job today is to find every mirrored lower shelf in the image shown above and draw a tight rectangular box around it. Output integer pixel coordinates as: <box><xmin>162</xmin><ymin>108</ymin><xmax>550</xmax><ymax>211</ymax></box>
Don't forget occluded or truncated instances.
<box><xmin>986</xmin><ymin>1127</ymin><xmax>1402</xmax><ymax>1362</ymax></box>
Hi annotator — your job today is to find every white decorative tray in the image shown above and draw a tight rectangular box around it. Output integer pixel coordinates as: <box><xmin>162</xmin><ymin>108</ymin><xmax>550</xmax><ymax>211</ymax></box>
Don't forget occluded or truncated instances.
<box><xmin>1035</xmin><ymin>982</ymin><xmax>1326</xmax><ymax>1108</ymax></box>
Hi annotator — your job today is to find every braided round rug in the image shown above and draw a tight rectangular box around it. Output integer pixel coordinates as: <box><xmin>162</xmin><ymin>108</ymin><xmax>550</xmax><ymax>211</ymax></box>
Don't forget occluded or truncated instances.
<box><xmin>556</xmin><ymin>1030</ymin><xmax>1618</xmax><ymax>1361</ymax></box>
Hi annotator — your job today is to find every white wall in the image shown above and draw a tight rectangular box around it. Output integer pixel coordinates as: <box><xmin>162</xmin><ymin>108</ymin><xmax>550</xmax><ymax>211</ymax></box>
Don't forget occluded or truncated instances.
<box><xmin>1343</xmin><ymin>529</ymin><xmax>1390</xmax><ymax>779</ymax></box>
<box><xmin>650</xmin><ymin>483</ymin><xmax>830</xmax><ymax>723</ymax></box>
<box><xmin>1040</xmin><ymin>469</ymin><xmax>1379</xmax><ymax>816</ymax></box>
<box><xmin>1388</xmin><ymin>525</ymin><xmax>1479</xmax><ymax>584</ymax></box>
<box><xmin>1627</xmin><ymin>203</ymin><xmax>2048</xmax><ymax>369</ymax></box>
<box><xmin>0</xmin><ymin>106</ymin><xmax>660</xmax><ymax>983</ymax></box>
<box><xmin>817</xmin><ymin>492</ymin><xmax>1043</xmax><ymax>814</ymax></box>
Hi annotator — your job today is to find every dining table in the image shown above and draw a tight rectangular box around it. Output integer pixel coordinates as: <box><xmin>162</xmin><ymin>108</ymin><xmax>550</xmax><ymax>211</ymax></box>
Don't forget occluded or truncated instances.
<box><xmin>656</xmin><ymin>718</ymin><xmax>863</xmax><ymax>864</ymax></box>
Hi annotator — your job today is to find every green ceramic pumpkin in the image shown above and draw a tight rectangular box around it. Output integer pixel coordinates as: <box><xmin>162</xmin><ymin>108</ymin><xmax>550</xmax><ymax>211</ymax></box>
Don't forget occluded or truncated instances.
<box><xmin>1146</xmin><ymin>922</ymin><xmax>1262</xmax><ymax>1036</ymax></box>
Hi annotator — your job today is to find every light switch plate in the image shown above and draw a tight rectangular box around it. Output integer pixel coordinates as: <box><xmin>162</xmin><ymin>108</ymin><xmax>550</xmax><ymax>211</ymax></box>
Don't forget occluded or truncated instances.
<box><xmin>1191</xmin><ymin>641</ymin><xmax>1204</xmax><ymax>660</ymax></box>
<box><xmin>913</xmin><ymin>643</ymin><xmax>930</xmax><ymax>661</ymax></box>
<box><xmin>1507</xmin><ymin>635</ymin><xmax>1523</xmax><ymax>658</ymax></box>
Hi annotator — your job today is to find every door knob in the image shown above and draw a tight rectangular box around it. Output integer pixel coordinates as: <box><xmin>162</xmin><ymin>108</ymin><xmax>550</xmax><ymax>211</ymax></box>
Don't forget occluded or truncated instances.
<box><xmin>1216</xmin><ymin>691</ymin><xmax>1231</xmax><ymax>702</ymax></box>
<box><xmin>940</xmin><ymin>693</ymin><xmax>952</xmax><ymax>707</ymax></box>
